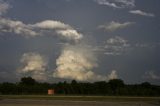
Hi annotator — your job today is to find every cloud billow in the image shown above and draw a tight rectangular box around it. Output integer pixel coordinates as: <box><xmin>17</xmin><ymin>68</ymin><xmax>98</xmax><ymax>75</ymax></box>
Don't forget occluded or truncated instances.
<box><xmin>53</xmin><ymin>44</ymin><xmax>106</xmax><ymax>81</ymax></box>
<box><xmin>32</xmin><ymin>20</ymin><xmax>83</xmax><ymax>41</ymax></box>
<box><xmin>0</xmin><ymin>18</ymin><xmax>38</xmax><ymax>36</ymax></box>
<box><xmin>0</xmin><ymin>18</ymin><xmax>82</xmax><ymax>42</ymax></box>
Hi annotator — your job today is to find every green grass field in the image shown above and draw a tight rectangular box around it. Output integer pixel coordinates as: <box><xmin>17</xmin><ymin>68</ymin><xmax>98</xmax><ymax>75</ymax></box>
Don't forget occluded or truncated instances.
<box><xmin>0</xmin><ymin>95</ymin><xmax>160</xmax><ymax>103</ymax></box>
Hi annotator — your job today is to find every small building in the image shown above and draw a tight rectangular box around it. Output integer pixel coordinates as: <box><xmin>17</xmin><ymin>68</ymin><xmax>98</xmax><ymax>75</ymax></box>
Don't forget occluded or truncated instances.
<box><xmin>48</xmin><ymin>89</ymin><xmax>54</xmax><ymax>95</ymax></box>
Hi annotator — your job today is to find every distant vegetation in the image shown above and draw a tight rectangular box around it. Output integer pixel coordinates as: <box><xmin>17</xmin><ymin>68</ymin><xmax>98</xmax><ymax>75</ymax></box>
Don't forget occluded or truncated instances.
<box><xmin>0</xmin><ymin>77</ymin><xmax>160</xmax><ymax>96</ymax></box>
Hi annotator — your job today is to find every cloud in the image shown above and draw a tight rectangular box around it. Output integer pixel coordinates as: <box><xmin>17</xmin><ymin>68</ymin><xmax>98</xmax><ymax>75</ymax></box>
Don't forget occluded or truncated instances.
<box><xmin>91</xmin><ymin>36</ymin><xmax>131</xmax><ymax>56</ymax></box>
<box><xmin>0</xmin><ymin>0</ymin><xmax>83</xmax><ymax>42</ymax></box>
<box><xmin>135</xmin><ymin>43</ymin><xmax>158</xmax><ymax>49</ymax></box>
<box><xmin>95</xmin><ymin>0</ymin><xmax>135</xmax><ymax>9</ymax></box>
<box><xmin>106</xmin><ymin>36</ymin><xmax>127</xmax><ymax>44</ymax></box>
<box><xmin>17</xmin><ymin>52</ymin><xmax>48</xmax><ymax>81</ymax></box>
<box><xmin>0</xmin><ymin>1</ymin><xmax>38</xmax><ymax>37</ymax></box>
<box><xmin>129</xmin><ymin>10</ymin><xmax>155</xmax><ymax>17</ymax></box>
<box><xmin>53</xmin><ymin>42</ymin><xmax>119</xmax><ymax>82</ymax></box>
<box><xmin>104</xmin><ymin>36</ymin><xmax>130</xmax><ymax>55</ymax></box>
<box><xmin>0</xmin><ymin>18</ymin><xmax>83</xmax><ymax>41</ymax></box>
<box><xmin>53</xmin><ymin>44</ymin><xmax>108</xmax><ymax>81</ymax></box>
<box><xmin>0</xmin><ymin>0</ymin><xmax>10</xmax><ymax>15</ymax></box>
<box><xmin>55</xmin><ymin>29</ymin><xmax>83</xmax><ymax>41</ymax></box>
<box><xmin>95</xmin><ymin>0</ymin><xmax>120</xmax><ymax>8</ymax></box>
<box><xmin>0</xmin><ymin>18</ymin><xmax>38</xmax><ymax>37</ymax></box>
<box><xmin>32</xmin><ymin>20</ymin><xmax>83</xmax><ymax>41</ymax></box>
<box><xmin>32</xmin><ymin>20</ymin><xmax>71</xmax><ymax>30</ymax></box>
<box><xmin>108</xmin><ymin>70</ymin><xmax>118</xmax><ymax>80</ymax></box>
<box><xmin>1</xmin><ymin>0</ymin><xmax>119</xmax><ymax>82</ymax></box>
<box><xmin>143</xmin><ymin>71</ymin><xmax>160</xmax><ymax>80</ymax></box>
<box><xmin>98</xmin><ymin>21</ymin><xmax>134</xmax><ymax>32</ymax></box>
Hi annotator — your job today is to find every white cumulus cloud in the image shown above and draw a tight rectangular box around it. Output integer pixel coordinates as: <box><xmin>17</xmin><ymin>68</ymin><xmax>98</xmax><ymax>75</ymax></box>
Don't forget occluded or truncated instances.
<box><xmin>17</xmin><ymin>52</ymin><xmax>48</xmax><ymax>81</ymax></box>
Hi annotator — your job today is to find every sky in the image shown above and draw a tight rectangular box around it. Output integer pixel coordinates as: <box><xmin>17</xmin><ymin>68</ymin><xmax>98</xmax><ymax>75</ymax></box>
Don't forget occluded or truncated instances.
<box><xmin>0</xmin><ymin>0</ymin><xmax>160</xmax><ymax>84</ymax></box>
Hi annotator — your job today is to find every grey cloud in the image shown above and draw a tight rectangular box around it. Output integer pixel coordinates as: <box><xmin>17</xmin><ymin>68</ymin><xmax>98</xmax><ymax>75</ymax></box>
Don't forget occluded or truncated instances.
<box><xmin>129</xmin><ymin>10</ymin><xmax>155</xmax><ymax>17</ymax></box>
<box><xmin>32</xmin><ymin>20</ymin><xmax>83</xmax><ymax>41</ymax></box>
<box><xmin>31</xmin><ymin>20</ymin><xmax>83</xmax><ymax>41</ymax></box>
<box><xmin>0</xmin><ymin>0</ymin><xmax>10</xmax><ymax>15</ymax></box>
<box><xmin>107</xmin><ymin>70</ymin><xmax>118</xmax><ymax>80</ymax></box>
<box><xmin>95</xmin><ymin>0</ymin><xmax>135</xmax><ymax>9</ymax></box>
<box><xmin>104</xmin><ymin>36</ymin><xmax>130</xmax><ymax>55</ymax></box>
<box><xmin>0</xmin><ymin>18</ymin><xmax>83</xmax><ymax>41</ymax></box>
<box><xmin>32</xmin><ymin>20</ymin><xmax>71</xmax><ymax>30</ymax></box>
<box><xmin>135</xmin><ymin>43</ymin><xmax>156</xmax><ymax>49</ymax></box>
<box><xmin>143</xmin><ymin>71</ymin><xmax>160</xmax><ymax>80</ymax></box>
<box><xmin>0</xmin><ymin>18</ymin><xmax>38</xmax><ymax>37</ymax></box>
<box><xmin>98</xmin><ymin>21</ymin><xmax>134</xmax><ymax>32</ymax></box>
<box><xmin>90</xmin><ymin>36</ymin><xmax>131</xmax><ymax>56</ymax></box>
<box><xmin>0</xmin><ymin>0</ymin><xmax>82</xmax><ymax>41</ymax></box>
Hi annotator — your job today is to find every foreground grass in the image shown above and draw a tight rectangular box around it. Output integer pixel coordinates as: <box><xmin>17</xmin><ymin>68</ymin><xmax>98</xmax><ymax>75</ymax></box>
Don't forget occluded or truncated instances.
<box><xmin>0</xmin><ymin>95</ymin><xmax>160</xmax><ymax>103</ymax></box>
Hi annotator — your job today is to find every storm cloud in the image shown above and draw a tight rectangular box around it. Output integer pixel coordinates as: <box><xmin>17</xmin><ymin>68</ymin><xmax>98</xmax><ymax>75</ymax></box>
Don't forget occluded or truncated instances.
<box><xmin>0</xmin><ymin>0</ymin><xmax>159</xmax><ymax>84</ymax></box>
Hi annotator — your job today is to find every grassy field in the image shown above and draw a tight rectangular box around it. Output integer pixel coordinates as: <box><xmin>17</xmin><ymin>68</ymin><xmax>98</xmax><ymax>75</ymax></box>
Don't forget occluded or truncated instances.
<box><xmin>0</xmin><ymin>95</ymin><xmax>160</xmax><ymax>103</ymax></box>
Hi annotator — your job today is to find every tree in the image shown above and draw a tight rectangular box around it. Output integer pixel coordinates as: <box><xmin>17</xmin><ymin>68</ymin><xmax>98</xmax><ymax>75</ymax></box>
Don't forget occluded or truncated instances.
<box><xmin>20</xmin><ymin>77</ymin><xmax>36</xmax><ymax>85</ymax></box>
<box><xmin>141</xmin><ymin>82</ymin><xmax>151</xmax><ymax>88</ymax></box>
<box><xmin>71</xmin><ymin>80</ymin><xmax>77</xmax><ymax>85</ymax></box>
<box><xmin>108</xmin><ymin>79</ymin><xmax>124</xmax><ymax>95</ymax></box>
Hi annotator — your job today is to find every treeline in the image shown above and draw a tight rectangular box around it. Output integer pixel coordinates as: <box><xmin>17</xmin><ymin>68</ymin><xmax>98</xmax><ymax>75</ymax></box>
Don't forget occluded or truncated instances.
<box><xmin>0</xmin><ymin>77</ymin><xmax>160</xmax><ymax>96</ymax></box>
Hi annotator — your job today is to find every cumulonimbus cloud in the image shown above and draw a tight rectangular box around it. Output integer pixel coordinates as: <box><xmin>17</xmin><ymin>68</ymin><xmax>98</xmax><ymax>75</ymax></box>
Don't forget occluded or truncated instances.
<box><xmin>53</xmin><ymin>44</ymin><xmax>108</xmax><ymax>81</ymax></box>
<box><xmin>98</xmin><ymin>21</ymin><xmax>134</xmax><ymax>32</ymax></box>
<box><xmin>95</xmin><ymin>0</ymin><xmax>135</xmax><ymax>9</ymax></box>
<box><xmin>53</xmin><ymin>43</ymin><xmax>119</xmax><ymax>81</ymax></box>
<box><xmin>129</xmin><ymin>10</ymin><xmax>155</xmax><ymax>17</ymax></box>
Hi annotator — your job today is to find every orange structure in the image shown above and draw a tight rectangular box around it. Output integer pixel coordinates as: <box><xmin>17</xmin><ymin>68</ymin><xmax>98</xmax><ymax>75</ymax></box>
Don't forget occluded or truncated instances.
<box><xmin>48</xmin><ymin>89</ymin><xmax>54</xmax><ymax>95</ymax></box>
